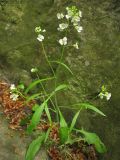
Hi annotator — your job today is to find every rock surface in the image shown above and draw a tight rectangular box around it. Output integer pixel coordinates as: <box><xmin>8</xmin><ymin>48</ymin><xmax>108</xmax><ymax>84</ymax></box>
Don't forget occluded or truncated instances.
<box><xmin>0</xmin><ymin>0</ymin><xmax>120</xmax><ymax>160</ymax></box>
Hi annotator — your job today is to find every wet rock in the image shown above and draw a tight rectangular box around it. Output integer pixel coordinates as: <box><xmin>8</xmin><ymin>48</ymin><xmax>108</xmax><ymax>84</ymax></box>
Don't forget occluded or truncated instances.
<box><xmin>6</xmin><ymin>50</ymin><xmax>24</xmax><ymax>68</ymax></box>
<box><xmin>0</xmin><ymin>1</ymin><xmax>120</xmax><ymax>160</ymax></box>
<box><xmin>18</xmin><ymin>70</ymin><xmax>32</xmax><ymax>86</ymax></box>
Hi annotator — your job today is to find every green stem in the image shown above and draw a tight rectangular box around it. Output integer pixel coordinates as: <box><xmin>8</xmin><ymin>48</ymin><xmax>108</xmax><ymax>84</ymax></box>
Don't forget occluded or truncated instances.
<box><xmin>60</xmin><ymin>46</ymin><xmax>65</xmax><ymax>62</ymax></box>
<box><xmin>41</xmin><ymin>43</ymin><xmax>59</xmax><ymax>120</ymax></box>
<box><xmin>36</xmin><ymin>72</ymin><xmax>57</xmax><ymax>114</ymax></box>
<box><xmin>41</xmin><ymin>42</ymin><xmax>56</xmax><ymax>77</ymax></box>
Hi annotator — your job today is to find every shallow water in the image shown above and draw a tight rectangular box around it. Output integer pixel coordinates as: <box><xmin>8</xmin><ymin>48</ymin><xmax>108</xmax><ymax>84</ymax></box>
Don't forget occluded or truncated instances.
<box><xmin>0</xmin><ymin>0</ymin><xmax>120</xmax><ymax>159</ymax></box>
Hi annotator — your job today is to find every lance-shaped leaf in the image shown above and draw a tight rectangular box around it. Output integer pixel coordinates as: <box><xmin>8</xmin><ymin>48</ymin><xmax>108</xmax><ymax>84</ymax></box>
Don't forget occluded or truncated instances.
<box><xmin>74</xmin><ymin>103</ymin><xmax>106</xmax><ymax>116</ymax></box>
<box><xmin>45</xmin><ymin>103</ymin><xmax>52</xmax><ymax>124</ymax></box>
<box><xmin>59</xmin><ymin>109</ymin><xmax>69</xmax><ymax>144</ymax></box>
<box><xmin>25</xmin><ymin>133</ymin><xmax>45</xmax><ymax>160</ymax></box>
<box><xmin>26</xmin><ymin>93</ymin><xmax>41</xmax><ymax>103</ymax></box>
<box><xmin>69</xmin><ymin>110</ymin><xmax>80</xmax><ymax>133</ymax></box>
<box><xmin>79</xmin><ymin>129</ymin><xmax>107</xmax><ymax>153</ymax></box>
<box><xmin>25</xmin><ymin>77</ymin><xmax>54</xmax><ymax>94</ymax></box>
<box><xmin>54</xmin><ymin>84</ymin><xmax>68</xmax><ymax>92</ymax></box>
<box><xmin>50</xmin><ymin>61</ymin><xmax>73</xmax><ymax>75</ymax></box>
<box><xmin>27</xmin><ymin>102</ymin><xmax>46</xmax><ymax>134</ymax></box>
<box><xmin>27</xmin><ymin>84</ymin><xmax>68</xmax><ymax>134</ymax></box>
<box><xmin>44</xmin><ymin>127</ymin><xmax>51</xmax><ymax>143</ymax></box>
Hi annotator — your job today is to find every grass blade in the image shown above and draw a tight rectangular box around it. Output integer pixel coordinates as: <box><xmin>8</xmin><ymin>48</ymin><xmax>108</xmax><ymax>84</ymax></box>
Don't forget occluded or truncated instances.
<box><xmin>59</xmin><ymin>127</ymin><xmax>69</xmax><ymax>144</ymax></box>
<box><xmin>27</xmin><ymin>102</ymin><xmax>46</xmax><ymax>134</ymax></box>
<box><xmin>27</xmin><ymin>84</ymin><xmax>68</xmax><ymax>134</ymax></box>
<box><xmin>44</xmin><ymin>128</ymin><xmax>51</xmax><ymax>143</ymax></box>
<box><xmin>59</xmin><ymin>109</ymin><xmax>68</xmax><ymax>128</ymax></box>
<box><xmin>25</xmin><ymin>77</ymin><xmax>54</xmax><ymax>94</ymax></box>
<box><xmin>69</xmin><ymin>111</ymin><xmax>80</xmax><ymax>133</ymax></box>
<box><xmin>45</xmin><ymin>103</ymin><xmax>52</xmax><ymax>124</ymax></box>
<box><xmin>26</xmin><ymin>93</ymin><xmax>41</xmax><ymax>103</ymax></box>
<box><xmin>55</xmin><ymin>84</ymin><xmax>68</xmax><ymax>92</ymax></box>
<box><xmin>25</xmin><ymin>133</ymin><xmax>45</xmax><ymax>160</ymax></box>
<box><xmin>59</xmin><ymin>109</ymin><xmax>69</xmax><ymax>144</ymax></box>
<box><xmin>74</xmin><ymin>103</ymin><xmax>106</xmax><ymax>116</ymax></box>
<box><xmin>50</xmin><ymin>61</ymin><xmax>73</xmax><ymax>75</ymax></box>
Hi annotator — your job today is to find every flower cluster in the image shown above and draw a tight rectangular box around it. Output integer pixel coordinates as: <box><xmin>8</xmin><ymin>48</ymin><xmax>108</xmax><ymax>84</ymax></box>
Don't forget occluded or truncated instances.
<box><xmin>57</xmin><ymin>13</ymin><xmax>64</xmax><ymax>19</ymax></box>
<box><xmin>98</xmin><ymin>85</ymin><xmax>111</xmax><ymax>101</ymax></box>
<box><xmin>57</xmin><ymin>6</ymin><xmax>83</xmax><ymax>33</ymax></box>
<box><xmin>35</xmin><ymin>26</ymin><xmax>46</xmax><ymax>42</ymax></box>
<box><xmin>10</xmin><ymin>84</ymin><xmax>19</xmax><ymax>101</ymax></box>
<box><xmin>57</xmin><ymin>6</ymin><xmax>83</xmax><ymax>47</ymax></box>
<box><xmin>57</xmin><ymin>23</ymin><xmax>68</xmax><ymax>31</ymax></box>
<box><xmin>59</xmin><ymin>37</ymin><xmax>67</xmax><ymax>45</ymax></box>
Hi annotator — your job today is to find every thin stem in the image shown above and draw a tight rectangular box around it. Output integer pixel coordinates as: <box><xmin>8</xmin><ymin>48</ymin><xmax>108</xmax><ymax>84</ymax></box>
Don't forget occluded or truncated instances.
<box><xmin>53</xmin><ymin>27</ymin><xmax>69</xmax><ymax>121</ymax></box>
<box><xmin>40</xmin><ymin>43</ymin><xmax>59</xmax><ymax>121</ymax></box>
<box><xmin>60</xmin><ymin>46</ymin><xmax>65</xmax><ymax>63</ymax></box>
<box><xmin>36</xmin><ymin>72</ymin><xmax>57</xmax><ymax>114</ymax></box>
<box><xmin>41</xmin><ymin>42</ymin><xmax>56</xmax><ymax>77</ymax></box>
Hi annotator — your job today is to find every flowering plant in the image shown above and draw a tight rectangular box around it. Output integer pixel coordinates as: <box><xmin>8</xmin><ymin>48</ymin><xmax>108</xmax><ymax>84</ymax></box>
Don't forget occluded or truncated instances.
<box><xmin>8</xmin><ymin>6</ymin><xmax>109</xmax><ymax>160</ymax></box>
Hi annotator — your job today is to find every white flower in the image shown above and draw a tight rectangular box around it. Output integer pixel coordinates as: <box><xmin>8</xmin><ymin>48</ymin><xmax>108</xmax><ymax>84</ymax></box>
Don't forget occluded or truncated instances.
<box><xmin>31</xmin><ymin>67</ymin><xmax>38</xmax><ymax>73</ymax></box>
<box><xmin>65</xmin><ymin>14</ymin><xmax>71</xmax><ymax>19</ymax></box>
<box><xmin>99</xmin><ymin>91</ymin><xmax>111</xmax><ymax>101</ymax></box>
<box><xmin>75</xmin><ymin>26</ymin><xmax>83</xmax><ymax>32</ymax></box>
<box><xmin>57</xmin><ymin>13</ymin><xmax>64</xmax><ymax>19</ymax></box>
<box><xmin>105</xmin><ymin>92</ymin><xmax>111</xmax><ymax>101</ymax></box>
<box><xmin>73</xmin><ymin>22</ymin><xmax>78</xmax><ymax>26</ymax></box>
<box><xmin>99</xmin><ymin>93</ymin><xmax>104</xmax><ymax>99</ymax></box>
<box><xmin>57</xmin><ymin>23</ymin><xmax>68</xmax><ymax>31</ymax></box>
<box><xmin>66</xmin><ymin>7</ymin><xmax>69</xmax><ymax>11</ymax></box>
<box><xmin>73</xmin><ymin>42</ymin><xmax>79</xmax><ymax>49</ymax></box>
<box><xmin>66</xmin><ymin>8</ymin><xmax>73</xmax><ymax>18</ymax></box>
<box><xmin>10</xmin><ymin>84</ymin><xmax>16</xmax><ymax>90</ymax></box>
<box><xmin>79</xmin><ymin>10</ymin><xmax>82</xmax><ymax>17</ymax></box>
<box><xmin>71</xmin><ymin>16</ymin><xmax>80</xmax><ymax>23</ymax></box>
<box><xmin>37</xmin><ymin>34</ymin><xmax>44</xmax><ymax>42</ymax></box>
<box><xmin>10</xmin><ymin>93</ymin><xmax>19</xmax><ymax>101</ymax></box>
<box><xmin>42</xmin><ymin>29</ymin><xmax>46</xmax><ymax>32</ymax></box>
<box><xmin>59</xmin><ymin>37</ymin><xmax>67</xmax><ymax>45</ymax></box>
<box><xmin>35</xmin><ymin>26</ymin><xmax>46</xmax><ymax>33</ymax></box>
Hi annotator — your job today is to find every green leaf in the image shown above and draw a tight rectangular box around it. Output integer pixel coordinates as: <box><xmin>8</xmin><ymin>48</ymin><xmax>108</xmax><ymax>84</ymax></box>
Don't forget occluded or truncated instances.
<box><xmin>32</xmin><ymin>104</ymin><xmax>39</xmax><ymax>111</ymax></box>
<box><xmin>59</xmin><ymin>109</ymin><xmax>69</xmax><ymax>144</ymax></box>
<box><xmin>17</xmin><ymin>84</ymin><xmax>25</xmax><ymax>90</ymax></box>
<box><xmin>50</xmin><ymin>61</ymin><xmax>73</xmax><ymax>75</ymax></box>
<box><xmin>27</xmin><ymin>102</ymin><xmax>46</xmax><ymax>134</ymax></box>
<box><xmin>27</xmin><ymin>84</ymin><xmax>68</xmax><ymax>134</ymax></box>
<box><xmin>59</xmin><ymin>127</ymin><xmax>69</xmax><ymax>144</ymax></box>
<box><xmin>69</xmin><ymin>111</ymin><xmax>80</xmax><ymax>133</ymax></box>
<box><xmin>25</xmin><ymin>133</ymin><xmax>45</xmax><ymax>160</ymax></box>
<box><xmin>79</xmin><ymin>129</ymin><xmax>107</xmax><ymax>153</ymax></box>
<box><xmin>45</xmin><ymin>104</ymin><xmax>52</xmax><ymax>124</ymax></box>
<box><xmin>74</xmin><ymin>103</ymin><xmax>106</xmax><ymax>116</ymax></box>
<box><xmin>59</xmin><ymin>109</ymin><xmax>68</xmax><ymax>128</ymax></box>
<box><xmin>55</xmin><ymin>84</ymin><xmax>68</xmax><ymax>92</ymax></box>
<box><xmin>25</xmin><ymin>77</ymin><xmax>54</xmax><ymax>94</ymax></box>
<box><xmin>26</xmin><ymin>93</ymin><xmax>41</xmax><ymax>103</ymax></box>
<box><xmin>44</xmin><ymin>127</ymin><xmax>51</xmax><ymax>143</ymax></box>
